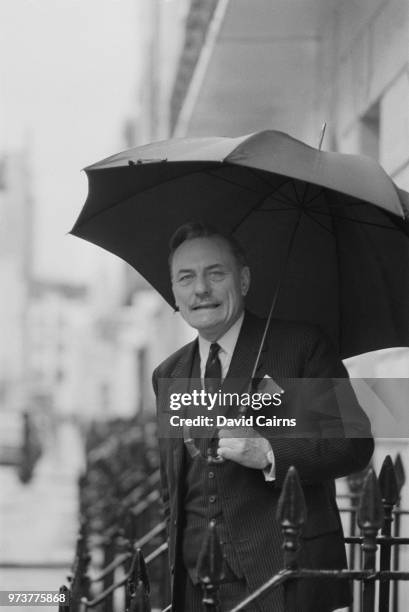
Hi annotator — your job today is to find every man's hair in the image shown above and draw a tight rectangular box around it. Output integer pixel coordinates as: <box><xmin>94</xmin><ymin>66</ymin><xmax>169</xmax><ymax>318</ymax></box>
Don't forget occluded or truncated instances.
<box><xmin>168</xmin><ymin>222</ymin><xmax>247</xmax><ymax>269</ymax></box>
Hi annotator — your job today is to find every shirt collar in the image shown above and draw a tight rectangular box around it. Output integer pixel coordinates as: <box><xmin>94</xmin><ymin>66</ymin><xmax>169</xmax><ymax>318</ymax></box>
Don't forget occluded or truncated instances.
<box><xmin>198</xmin><ymin>311</ymin><xmax>245</xmax><ymax>365</ymax></box>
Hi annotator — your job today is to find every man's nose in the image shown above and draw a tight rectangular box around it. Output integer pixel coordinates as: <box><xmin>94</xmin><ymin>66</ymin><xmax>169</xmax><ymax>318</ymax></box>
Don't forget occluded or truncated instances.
<box><xmin>193</xmin><ymin>274</ymin><xmax>210</xmax><ymax>296</ymax></box>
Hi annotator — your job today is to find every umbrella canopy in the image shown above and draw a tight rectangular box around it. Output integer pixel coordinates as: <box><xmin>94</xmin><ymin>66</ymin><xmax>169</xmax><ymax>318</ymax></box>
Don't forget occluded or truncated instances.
<box><xmin>71</xmin><ymin>130</ymin><xmax>409</xmax><ymax>360</ymax></box>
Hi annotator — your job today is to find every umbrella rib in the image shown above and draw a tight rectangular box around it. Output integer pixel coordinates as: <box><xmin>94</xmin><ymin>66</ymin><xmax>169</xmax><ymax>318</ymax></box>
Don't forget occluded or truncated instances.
<box><xmin>250</xmin><ymin>210</ymin><xmax>304</xmax><ymax>380</ymax></box>
<box><xmin>260</xmin><ymin>194</ymin><xmax>300</xmax><ymax>209</ymax></box>
<box><xmin>204</xmin><ymin>168</ymin><xmax>267</xmax><ymax>196</ymax></box>
<box><xmin>76</xmin><ymin>164</ymin><xmax>227</xmax><ymax>228</ymax></box>
<box><xmin>258</xmin><ymin>179</ymin><xmax>302</xmax><ymax>210</ymax></box>
<box><xmin>230</xmin><ymin>185</ymin><xmax>301</xmax><ymax>234</ymax></box>
<box><xmin>204</xmin><ymin>168</ymin><xmax>297</xmax><ymax>209</ymax></box>
<box><xmin>230</xmin><ymin>192</ymin><xmax>277</xmax><ymax>234</ymax></box>
<box><xmin>301</xmin><ymin>180</ymin><xmax>310</xmax><ymax>204</ymax></box>
<box><xmin>241</xmin><ymin>166</ymin><xmax>294</xmax><ymax>194</ymax></box>
<box><xmin>307</xmin><ymin>202</ymin><xmax>366</xmax><ymax>208</ymax></box>
<box><xmin>207</xmin><ymin>167</ymin><xmax>303</xmax><ymax>209</ymax></box>
<box><xmin>254</xmin><ymin>172</ymin><xmax>314</xmax><ymax>209</ymax></box>
<box><xmin>306</xmin><ymin>197</ymin><xmax>381</xmax><ymax>211</ymax></box>
<box><xmin>299</xmin><ymin>209</ymin><xmax>335</xmax><ymax>236</ymax></box>
<box><xmin>305</xmin><ymin>188</ymin><xmax>405</xmax><ymax>216</ymax></box>
<box><xmin>256</xmin><ymin>208</ymin><xmax>300</xmax><ymax>212</ymax></box>
<box><xmin>302</xmin><ymin>209</ymin><xmax>402</xmax><ymax>231</ymax></box>
<box><xmin>290</xmin><ymin>179</ymin><xmax>302</xmax><ymax>206</ymax></box>
<box><xmin>260</xmin><ymin>182</ymin><xmax>301</xmax><ymax>206</ymax></box>
<box><xmin>268</xmin><ymin>180</ymin><xmax>321</xmax><ymax>210</ymax></box>
<box><xmin>302</xmin><ymin>188</ymin><xmax>325</xmax><ymax>208</ymax></box>
<box><xmin>326</xmin><ymin>197</ymin><xmax>343</xmax><ymax>353</ymax></box>
<box><xmin>76</xmin><ymin>166</ymin><xmax>301</xmax><ymax>232</ymax></box>
<box><xmin>352</xmin><ymin>215</ymin><xmax>403</xmax><ymax>336</ymax></box>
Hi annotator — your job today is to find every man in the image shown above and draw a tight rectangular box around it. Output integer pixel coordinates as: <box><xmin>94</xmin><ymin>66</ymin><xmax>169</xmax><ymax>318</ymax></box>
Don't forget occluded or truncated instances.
<box><xmin>152</xmin><ymin>222</ymin><xmax>374</xmax><ymax>611</ymax></box>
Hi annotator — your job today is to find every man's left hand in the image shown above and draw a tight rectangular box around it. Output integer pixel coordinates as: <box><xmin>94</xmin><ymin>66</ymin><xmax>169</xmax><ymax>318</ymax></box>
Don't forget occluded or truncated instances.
<box><xmin>217</xmin><ymin>427</ymin><xmax>271</xmax><ymax>469</ymax></box>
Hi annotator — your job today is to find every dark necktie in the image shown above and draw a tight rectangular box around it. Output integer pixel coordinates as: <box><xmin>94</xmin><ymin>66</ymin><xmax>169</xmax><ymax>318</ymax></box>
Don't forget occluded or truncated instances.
<box><xmin>184</xmin><ymin>343</ymin><xmax>222</xmax><ymax>457</ymax></box>
<box><xmin>204</xmin><ymin>342</ymin><xmax>222</xmax><ymax>394</ymax></box>
<box><xmin>185</xmin><ymin>343</ymin><xmax>222</xmax><ymax>456</ymax></box>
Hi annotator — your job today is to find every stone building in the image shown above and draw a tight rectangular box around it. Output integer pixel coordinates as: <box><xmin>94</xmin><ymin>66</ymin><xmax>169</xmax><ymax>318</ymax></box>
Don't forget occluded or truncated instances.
<box><xmin>137</xmin><ymin>1</ymin><xmax>409</xmax><ymax>605</ymax></box>
<box><xmin>171</xmin><ymin>0</ymin><xmax>409</xmax><ymax>199</ymax></box>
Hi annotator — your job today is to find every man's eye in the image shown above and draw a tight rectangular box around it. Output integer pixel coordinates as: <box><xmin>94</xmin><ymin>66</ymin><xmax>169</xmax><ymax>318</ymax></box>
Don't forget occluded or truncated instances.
<box><xmin>208</xmin><ymin>270</ymin><xmax>225</xmax><ymax>281</ymax></box>
<box><xmin>177</xmin><ymin>274</ymin><xmax>194</xmax><ymax>286</ymax></box>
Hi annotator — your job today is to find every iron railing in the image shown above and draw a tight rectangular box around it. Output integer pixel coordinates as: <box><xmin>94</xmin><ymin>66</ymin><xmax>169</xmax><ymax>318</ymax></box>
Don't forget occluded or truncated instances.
<box><xmin>57</xmin><ymin>419</ymin><xmax>408</xmax><ymax>612</ymax></box>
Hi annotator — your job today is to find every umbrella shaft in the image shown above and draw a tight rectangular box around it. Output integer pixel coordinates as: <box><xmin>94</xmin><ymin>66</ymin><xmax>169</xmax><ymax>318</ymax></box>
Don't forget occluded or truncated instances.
<box><xmin>249</xmin><ymin>211</ymin><xmax>303</xmax><ymax>384</ymax></box>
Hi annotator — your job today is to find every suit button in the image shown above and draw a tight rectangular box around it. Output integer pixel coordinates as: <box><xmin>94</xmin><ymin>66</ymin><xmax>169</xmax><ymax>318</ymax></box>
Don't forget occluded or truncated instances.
<box><xmin>173</xmin><ymin>520</ymin><xmax>177</xmax><ymax>526</ymax></box>
<box><xmin>209</xmin><ymin>495</ymin><xmax>216</xmax><ymax>503</ymax></box>
<box><xmin>208</xmin><ymin>471</ymin><xmax>215</xmax><ymax>479</ymax></box>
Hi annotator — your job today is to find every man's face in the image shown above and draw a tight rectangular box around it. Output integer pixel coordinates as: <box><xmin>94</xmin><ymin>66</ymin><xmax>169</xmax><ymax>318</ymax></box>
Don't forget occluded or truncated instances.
<box><xmin>171</xmin><ymin>236</ymin><xmax>250</xmax><ymax>341</ymax></box>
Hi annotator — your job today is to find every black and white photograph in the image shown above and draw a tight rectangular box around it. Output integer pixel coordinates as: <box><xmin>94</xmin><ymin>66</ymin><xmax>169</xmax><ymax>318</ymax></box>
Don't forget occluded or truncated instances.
<box><xmin>1</xmin><ymin>1</ymin><xmax>409</xmax><ymax>611</ymax></box>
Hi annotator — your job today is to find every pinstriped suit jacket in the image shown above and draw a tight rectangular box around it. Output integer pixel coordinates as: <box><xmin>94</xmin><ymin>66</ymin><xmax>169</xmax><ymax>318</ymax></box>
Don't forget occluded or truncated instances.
<box><xmin>152</xmin><ymin>311</ymin><xmax>374</xmax><ymax>611</ymax></box>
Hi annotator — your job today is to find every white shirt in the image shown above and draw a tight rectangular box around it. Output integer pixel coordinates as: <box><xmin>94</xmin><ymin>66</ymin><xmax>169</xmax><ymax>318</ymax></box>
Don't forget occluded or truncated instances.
<box><xmin>197</xmin><ymin>311</ymin><xmax>275</xmax><ymax>481</ymax></box>
<box><xmin>198</xmin><ymin>312</ymin><xmax>244</xmax><ymax>382</ymax></box>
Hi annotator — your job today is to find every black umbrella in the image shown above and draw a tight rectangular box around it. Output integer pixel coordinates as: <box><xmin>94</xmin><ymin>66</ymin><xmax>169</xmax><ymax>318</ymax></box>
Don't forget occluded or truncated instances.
<box><xmin>71</xmin><ymin>130</ymin><xmax>409</xmax><ymax>359</ymax></box>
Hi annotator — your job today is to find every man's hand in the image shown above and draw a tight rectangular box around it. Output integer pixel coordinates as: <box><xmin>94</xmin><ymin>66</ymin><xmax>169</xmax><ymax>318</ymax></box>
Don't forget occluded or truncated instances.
<box><xmin>217</xmin><ymin>427</ymin><xmax>271</xmax><ymax>469</ymax></box>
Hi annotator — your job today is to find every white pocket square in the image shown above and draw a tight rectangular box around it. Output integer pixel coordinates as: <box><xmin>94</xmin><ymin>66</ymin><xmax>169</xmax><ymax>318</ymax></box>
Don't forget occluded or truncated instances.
<box><xmin>258</xmin><ymin>375</ymin><xmax>285</xmax><ymax>395</ymax></box>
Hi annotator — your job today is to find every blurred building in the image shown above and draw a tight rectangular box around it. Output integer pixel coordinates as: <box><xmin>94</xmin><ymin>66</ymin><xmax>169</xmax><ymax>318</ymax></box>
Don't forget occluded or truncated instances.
<box><xmin>0</xmin><ymin>149</ymin><xmax>32</xmax><ymax>410</ymax></box>
<box><xmin>173</xmin><ymin>0</ymin><xmax>334</xmax><ymax>142</ymax></box>
<box><xmin>319</xmin><ymin>0</ymin><xmax>409</xmax><ymax>192</ymax></box>
<box><xmin>162</xmin><ymin>0</ymin><xmax>409</xmax><ymax>599</ymax></box>
<box><xmin>94</xmin><ymin>0</ymin><xmax>198</xmax><ymax>416</ymax></box>
<box><xmin>120</xmin><ymin>0</ymin><xmax>409</xmax><ymax>395</ymax></box>
<box><xmin>26</xmin><ymin>273</ymin><xmax>150</xmax><ymax>422</ymax></box>
<box><xmin>169</xmin><ymin>0</ymin><xmax>409</xmax><ymax>198</ymax></box>
<box><xmin>24</xmin><ymin>261</ymin><xmax>160</xmax><ymax>423</ymax></box>
<box><xmin>132</xmin><ymin>0</ymin><xmax>191</xmax><ymax>144</ymax></box>
<box><xmin>80</xmin><ymin>0</ymin><xmax>409</xmax><ymax>433</ymax></box>
<box><xmin>0</xmin><ymin>149</ymin><xmax>33</xmax><ymax>462</ymax></box>
<box><xmin>82</xmin><ymin>257</ymin><xmax>193</xmax><ymax>420</ymax></box>
<box><xmin>27</xmin><ymin>280</ymin><xmax>89</xmax><ymax>419</ymax></box>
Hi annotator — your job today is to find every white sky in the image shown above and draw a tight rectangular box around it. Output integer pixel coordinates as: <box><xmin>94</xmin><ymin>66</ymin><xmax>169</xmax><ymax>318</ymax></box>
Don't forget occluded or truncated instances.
<box><xmin>0</xmin><ymin>0</ymin><xmax>142</xmax><ymax>282</ymax></box>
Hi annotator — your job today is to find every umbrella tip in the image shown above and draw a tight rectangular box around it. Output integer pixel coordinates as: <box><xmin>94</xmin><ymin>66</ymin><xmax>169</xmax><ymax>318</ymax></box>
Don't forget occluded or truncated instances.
<box><xmin>318</xmin><ymin>122</ymin><xmax>327</xmax><ymax>150</ymax></box>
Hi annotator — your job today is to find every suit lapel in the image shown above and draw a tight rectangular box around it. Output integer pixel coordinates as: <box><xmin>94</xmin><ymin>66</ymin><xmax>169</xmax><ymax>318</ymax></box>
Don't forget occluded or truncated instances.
<box><xmin>164</xmin><ymin>313</ymin><xmax>276</xmax><ymax>447</ymax></box>
<box><xmin>224</xmin><ymin>311</ymin><xmax>268</xmax><ymax>385</ymax></box>
<box><xmin>166</xmin><ymin>339</ymin><xmax>198</xmax><ymax>473</ymax></box>
<box><xmin>171</xmin><ymin>339</ymin><xmax>198</xmax><ymax>380</ymax></box>
<box><xmin>159</xmin><ymin>339</ymin><xmax>198</xmax><ymax>413</ymax></box>
<box><xmin>205</xmin><ymin>311</ymin><xmax>268</xmax><ymax>439</ymax></box>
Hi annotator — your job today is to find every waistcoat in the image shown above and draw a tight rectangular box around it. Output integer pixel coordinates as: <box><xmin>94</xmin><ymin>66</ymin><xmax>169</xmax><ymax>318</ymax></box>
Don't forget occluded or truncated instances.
<box><xmin>182</xmin><ymin>348</ymin><xmax>244</xmax><ymax>584</ymax></box>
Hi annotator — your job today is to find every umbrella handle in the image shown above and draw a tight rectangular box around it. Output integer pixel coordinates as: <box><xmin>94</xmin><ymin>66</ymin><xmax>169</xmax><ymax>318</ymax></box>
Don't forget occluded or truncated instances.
<box><xmin>207</xmin><ymin>453</ymin><xmax>225</xmax><ymax>465</ymax></box>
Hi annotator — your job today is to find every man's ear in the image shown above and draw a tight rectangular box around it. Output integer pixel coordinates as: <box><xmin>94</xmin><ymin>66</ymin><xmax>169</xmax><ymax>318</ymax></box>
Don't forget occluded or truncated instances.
<box><xmin>240</xmin><ymin>266</ymin><xmax>250</xmax><ymax>296</ymax></box>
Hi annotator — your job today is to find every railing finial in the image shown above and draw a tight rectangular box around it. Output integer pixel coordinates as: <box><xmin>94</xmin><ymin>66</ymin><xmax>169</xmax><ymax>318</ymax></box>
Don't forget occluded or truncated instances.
<box><xmin>126</xmin><ymin>548</ymin><xmax>151</xmax><ymax>611</ymax></box>
<box><xmin>379</xmin><ymin>455</ymin><xmax>399</xmax><ymax>507</ymax></box>
<box><xmin>358</xmin><ymin>467</ymin><xmax>384</xmax><ymax>532</ymax></box>
<box><xmin>196</xmin><ymin>520</ymin><xmax>224</xmax><ymax>610</ymax></box>
<box><xmin>394</xmin><ymin>453</ymin><xmax>406</xmax><ymax>494</ymax></box>
<box><xmin>276</xmin><ymin>466</ymin><xmax>306</xmax><ymax>570</ymax></box>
